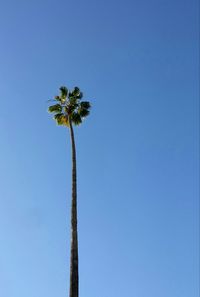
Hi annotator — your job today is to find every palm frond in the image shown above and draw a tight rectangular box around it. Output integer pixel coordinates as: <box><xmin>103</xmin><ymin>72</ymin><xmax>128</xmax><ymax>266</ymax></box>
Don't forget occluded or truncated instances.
<box><xmin>48</xmin><ymin>104</ymin><xmax>62</xmax><ymax>113</ymax></box>
<box><xmin>80</xmin><ymin>101</ymin><xmax>91</xmax><ymax>109</ymax></box>
<box><xmin>72</xmin><ymin>87</ymin><xmax>80</xmax><ymax>97</ymax></box>
<box><xmin>77</xmin><ymin>92</ymin><xmax>83</xmax><ymax>99</ymax></box>
<box><xmin>78</xmin><ymin>107</ymin><xmax>90</xmax><ymax>117</ymax></box>
<box><xmin>59</xmin><ymin>86</ymin><xmax>68</xmax><ymax>104</ymax></box>
<box><xmin>69</xmin><ymin>97</ymin><xmax>79</xmax><ymax>105</ymax></box>
<box><xmin>60</xmin><ymin>86</ymin><xmax>68</xmax><ymax>97</ymax></box>
<box><xmin>65</xmin><ymin>102</ymin><xmax>78</xmax><ymax>114</ymax></box>
<box><xmin>54</xmin><ymin>113</ymin><xmax>69</xmax><ymax>126</ymax></box>
<box><xmin>47</xmin><ymin>99</ymin><xmax>56</xmax><ymax>102</ymax></box>
<box><xmin>71</xmin><ymin>112</ymin><xmax>82</xmax><ymax>125</ymax></box>
<box><xmin>54</xmin><ymin>96</ymin><xmax>62</xmax><ymax>102</ymax></box>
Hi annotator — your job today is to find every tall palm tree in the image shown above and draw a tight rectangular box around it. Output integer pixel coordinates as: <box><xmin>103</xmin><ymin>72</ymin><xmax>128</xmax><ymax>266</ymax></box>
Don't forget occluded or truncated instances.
<box><xmin>48</xmin><ymin>86</ymin><xmax>91</xmax><ymax>297</ymax></box>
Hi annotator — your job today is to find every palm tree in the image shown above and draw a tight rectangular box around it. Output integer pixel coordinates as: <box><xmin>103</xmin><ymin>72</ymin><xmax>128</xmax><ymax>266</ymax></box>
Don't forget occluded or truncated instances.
<box><xmin>48</xmin><ymin>86</ymin><xmax>91</xmax><ymax>297</ymax></box>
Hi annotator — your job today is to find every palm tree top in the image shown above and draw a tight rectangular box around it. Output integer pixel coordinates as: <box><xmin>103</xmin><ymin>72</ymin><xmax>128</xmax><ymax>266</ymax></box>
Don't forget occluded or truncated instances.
<box><xmin>48</xmin><ymin>86</ymin><xmax>91</xmax><ymax>127</ymax></box>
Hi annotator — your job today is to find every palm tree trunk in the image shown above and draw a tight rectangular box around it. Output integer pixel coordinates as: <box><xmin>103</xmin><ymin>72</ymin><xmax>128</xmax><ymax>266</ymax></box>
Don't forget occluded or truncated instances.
<box><xmin>69</xmin><ymin>118</ymin><xmax>79</xmax><ymax>297</ymax></box>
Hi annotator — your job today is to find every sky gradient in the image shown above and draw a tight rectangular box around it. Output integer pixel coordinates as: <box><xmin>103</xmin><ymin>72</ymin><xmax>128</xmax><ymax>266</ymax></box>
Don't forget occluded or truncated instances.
<box><xmin>0</xmin><ymin>0</ymin><xmax>199</xmax><ymax>296</ymax></box>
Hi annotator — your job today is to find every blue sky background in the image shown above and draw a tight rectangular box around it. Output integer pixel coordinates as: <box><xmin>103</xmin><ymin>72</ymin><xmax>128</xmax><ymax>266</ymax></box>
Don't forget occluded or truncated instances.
<box><xmin>0</xmin><ymin>0</ymin><xmax>199</xmax><ymax>296</ymax></box>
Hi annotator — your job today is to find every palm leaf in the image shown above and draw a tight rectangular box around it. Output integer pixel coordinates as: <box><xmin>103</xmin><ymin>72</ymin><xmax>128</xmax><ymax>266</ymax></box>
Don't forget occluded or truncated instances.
<box><xmin>47</xmin><ymin>99</ymin><xmax>56</xmax><ymax>102</ymax></box>
<box><xmin>48</xmin><ymin>104</ymin><xmax>62</xmax><ymax>113</ymax></box>
<box><xmin>80</xmin><ymin>101</ymin><xmax>91</xmax><ymax>109</ymax></box>
<box><xmin>69</xmin><ymin>97</ymin><xmax>79</xmax><ymax>106</ymax></box>
<box><xmin>54</xmin><ymin>113</ymin><xmax>69</xmax><ymax>126</ymax></box>
<box><xmin>78</xmin><ymin>108</ymin><xmax>90</xmax><ymax>117</ymax></box>
<box><xmin>72</xmin><ymin>87</ymin><xmax>80</xmax><ymax>97</ymax></box>
<box><xmin>71</xmin><ymin>112</ymin><xmax>82</xmax><ymax>125</ymax></box>
<box><xmin>54</xmin><ymin>96</ymin><xmax>62</xmax><ymax>102</ymax></box>
<box><xmin>65</xmin><ymin>102</ymin><xmax>78</xmax><ymax>114</ymax></box>
<box><xmin>60</xmin><ymin>86</ymin><xmax>68</xmax><ymax>97</ymax></box>
<box><xmin>77</xmin><ymin>92</ymin><xmax>83</xmax><ymax>99</ymax></box>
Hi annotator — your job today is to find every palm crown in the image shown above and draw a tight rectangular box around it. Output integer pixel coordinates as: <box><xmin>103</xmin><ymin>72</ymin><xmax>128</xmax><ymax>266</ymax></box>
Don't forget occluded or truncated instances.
<box><xmin>48</xmin><ymin>86</ymin><xmax>91</xmax><ymax>126</ymax></box>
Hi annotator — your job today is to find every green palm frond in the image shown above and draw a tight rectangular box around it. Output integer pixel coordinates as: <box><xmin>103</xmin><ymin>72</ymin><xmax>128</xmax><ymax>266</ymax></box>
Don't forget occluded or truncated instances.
<box><xmin>72</xmin><ymin>87</ymin><xmax>80</xmax><ymax>97</ymax></box>
<box><xmin>65</xmin><ymin>103</ymin><xmax>79</xmax><ymax>114</ymax></box>
<box><xmin>48</xmin><ymin>104</ymin><xmax>62</xmax><ymax>113</ymax></box>
<box><xmin>80</xmin><ymin>101</ymin><xmax>91</xmax><ymax>109</ymax></box>
<box><xmin>60</xmin><ymin>86</ymin><xmax>68</xmax><ymax>97</ymax></box>
<box><xmin>71</xmin><ymin>112</ymin><xmax>82</xmax><ymax>125</ymax></box>
<box><xmin>47</xmin><ymin>99</ymin><xmax>56</xmax><ymax>102</ymax></box>
<box><xmin>69</xmin><ymin>97</ymin><xmax>78</xmax><ymax>105</ymax></box>
<box><xmin>54</xmin><ymin>113</ymin><xmax>69</xmax><ymax>126</ymax></box>
<box><xmin>59</xmin><ymin>86</ymin><xmax>68</xmax><ymax>104</ymax></box>
<box><xmin>77</xmin><ymin>92</ymin><xmax>83</xmax><ymax>99</ymax></box>
<box><xmin>54</xmin><ymin>96</ymin><xmax>62</xmax><ymax>102</ymax></box>
<box><xmin>78</xmin><ymin>101</ymin><xmax>91</xmax><ymax>117</ymax></box>
<box><xmin>78</xmin><ymin>108</ymin><xmax>90</xmax><ymax>117</ymax></box>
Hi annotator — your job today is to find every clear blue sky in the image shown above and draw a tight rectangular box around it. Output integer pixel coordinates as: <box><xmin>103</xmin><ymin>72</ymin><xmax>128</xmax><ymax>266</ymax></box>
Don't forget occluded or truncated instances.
<box><xmin>0</xmin><ymin>0</ymin><xmax>199</xmax><ymax>296</ymax></box>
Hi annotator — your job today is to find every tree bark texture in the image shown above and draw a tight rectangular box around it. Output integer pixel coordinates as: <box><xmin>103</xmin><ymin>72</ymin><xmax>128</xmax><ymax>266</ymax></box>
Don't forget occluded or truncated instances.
<box><xmin>69</xmin><ymin>119</ymin><xmax>79</xmax><ymax>297</ymax></box>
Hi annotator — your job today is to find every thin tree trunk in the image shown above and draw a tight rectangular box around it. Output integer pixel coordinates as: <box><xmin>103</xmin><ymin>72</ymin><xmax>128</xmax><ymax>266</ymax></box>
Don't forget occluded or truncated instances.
<box><xmin>69</xmin><ymin>118</ymin><xmax>79</xmax><ymax>297</ymax></box>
